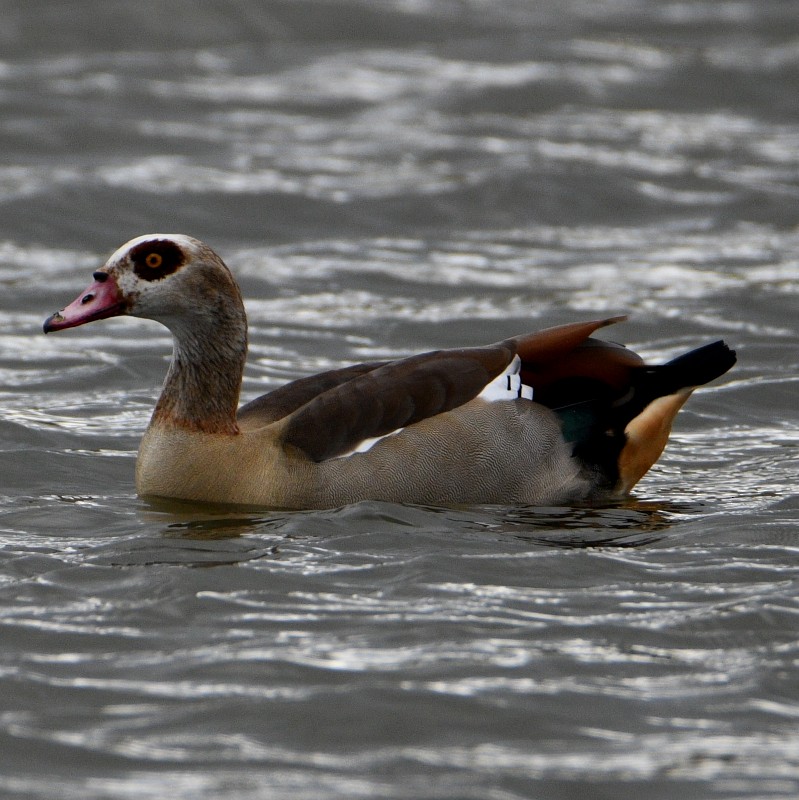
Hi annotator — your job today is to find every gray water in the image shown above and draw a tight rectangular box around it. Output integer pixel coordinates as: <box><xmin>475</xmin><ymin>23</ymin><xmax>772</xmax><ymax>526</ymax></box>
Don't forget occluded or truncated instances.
<box><xmin>1</xmin><ymin>2</ymin><xmax>798</xmax><ymax>798</ymax></box>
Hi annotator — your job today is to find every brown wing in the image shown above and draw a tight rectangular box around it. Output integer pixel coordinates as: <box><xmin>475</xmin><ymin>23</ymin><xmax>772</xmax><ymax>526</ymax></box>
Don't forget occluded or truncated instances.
<box><xmin>237</xmin><ymin>362</ymin><xmax>388</xmax><ymax>426</ymax></box>
<box><xmin>280</xmin><ymin>343</ymin><xmax>516</xmax><ymax>461</ymax></box>
<box><xmin>278</xmin><ymin>317</ymin><xmax>627</xmax><ymax>463</ymax></box>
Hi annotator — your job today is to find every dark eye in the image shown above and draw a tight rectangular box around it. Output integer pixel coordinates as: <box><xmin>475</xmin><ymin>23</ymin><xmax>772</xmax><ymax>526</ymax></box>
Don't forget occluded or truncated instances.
<box><xmin>130</xmin><ymin>240</ymin><xmax>185</xmax><ymax>281</ymax></box>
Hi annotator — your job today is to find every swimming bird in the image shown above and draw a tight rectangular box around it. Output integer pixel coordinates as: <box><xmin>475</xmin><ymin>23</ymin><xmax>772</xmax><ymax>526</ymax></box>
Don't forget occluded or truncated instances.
<box><xmin>44</xmin><ymin>234</ymin><xmax>736</xmax><ymax>509</ymax></box>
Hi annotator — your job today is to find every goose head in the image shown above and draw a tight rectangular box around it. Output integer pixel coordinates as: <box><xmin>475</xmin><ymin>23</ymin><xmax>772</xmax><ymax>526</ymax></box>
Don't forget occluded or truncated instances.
<box><xmin>43</xmin><ymin>234</ymin><xmax>244</xmax><ymax>336</ymax></box>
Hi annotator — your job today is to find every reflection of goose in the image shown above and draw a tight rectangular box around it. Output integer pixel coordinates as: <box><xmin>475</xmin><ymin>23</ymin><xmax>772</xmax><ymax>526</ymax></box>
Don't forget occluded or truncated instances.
<box><xmin>45</xmin><ymin>234</ymin><xmax>736</xmax><ymax>509</ymax></box>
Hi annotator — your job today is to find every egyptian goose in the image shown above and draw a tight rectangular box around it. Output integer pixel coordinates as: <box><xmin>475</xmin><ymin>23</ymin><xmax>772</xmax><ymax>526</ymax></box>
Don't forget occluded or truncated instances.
<box><xmin>44</xmin><ymin>234</ymin><xmax>736</xmax><ymax>509</ymax></box>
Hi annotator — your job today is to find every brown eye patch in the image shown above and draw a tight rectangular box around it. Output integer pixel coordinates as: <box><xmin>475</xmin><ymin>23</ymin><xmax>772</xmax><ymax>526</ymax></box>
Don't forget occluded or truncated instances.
<box><xmin>130</xmin><ymin>239</ymin><xmax>185</xmax><ymax>281</ymax></box>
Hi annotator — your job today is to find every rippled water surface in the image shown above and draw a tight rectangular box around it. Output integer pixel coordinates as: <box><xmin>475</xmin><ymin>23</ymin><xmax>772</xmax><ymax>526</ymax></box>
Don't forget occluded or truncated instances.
<box><xmin>1</xmin><ymin>2</ymin><xmax>798</xmax><ymax>798</ymax></box>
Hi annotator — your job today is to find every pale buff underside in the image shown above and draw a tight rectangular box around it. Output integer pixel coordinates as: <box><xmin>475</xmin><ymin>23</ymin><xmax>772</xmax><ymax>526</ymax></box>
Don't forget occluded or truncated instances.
<box><xmin>617</xmin><ymin>388</ymin><xmax>693</xmax><ymax>495</ymax></box>
<box><xmin>135</xmin><ymin>398</ymin><xmax>591</xmax><ymax>509</ymax></box>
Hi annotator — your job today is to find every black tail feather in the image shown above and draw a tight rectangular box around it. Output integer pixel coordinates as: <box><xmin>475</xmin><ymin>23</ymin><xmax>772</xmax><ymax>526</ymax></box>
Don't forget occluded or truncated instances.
<box><xmin>553</xmin><ymin>340</ymin><xmax>736</xmax><ymax>489</ymax></box>
<box><xmin>645</xmin><ymin>340</ymin><xmax>737</xmax><ymax>398</ymax></box>
<box><xmin>612</xmin><ymin>340</ymin><xmax>736</xmax><ymax>424</ymax></box>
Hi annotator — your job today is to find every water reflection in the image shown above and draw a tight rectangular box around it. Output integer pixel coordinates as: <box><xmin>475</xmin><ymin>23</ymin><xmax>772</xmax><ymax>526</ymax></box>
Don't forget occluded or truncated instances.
<box><xmin>486</xmin><ymin>501</ymin><xmax>679</xmax><ymax>548</ymax></box>
<box><xmin>438</xmin><ymin>496</ymin><xmax>696</xmax><ymax>549</ymax></box>
<box><xmin>142</xmin><ymin>494</ymin><xmax>685</xmax><ymax>550</ymax></box>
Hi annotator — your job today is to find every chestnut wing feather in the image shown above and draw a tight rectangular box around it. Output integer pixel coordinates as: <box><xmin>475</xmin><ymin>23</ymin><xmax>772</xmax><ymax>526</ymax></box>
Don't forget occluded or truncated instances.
<box><xmin>510</xmin><ymin>316</ymin><xmax>627</xmax><ymax>366</ymax></box>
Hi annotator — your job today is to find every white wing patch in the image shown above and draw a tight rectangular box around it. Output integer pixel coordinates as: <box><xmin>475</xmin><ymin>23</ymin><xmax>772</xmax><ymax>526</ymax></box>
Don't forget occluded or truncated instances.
<box><xmin>478</xmin><ymin>355</ymin><xmax>534</xmax><ymax>402</ymax></box>
<box><xmin>353</xmin><ymin>430</ymin><xmax>401</xmax><ymax>454</ymax></box>
<box><xmin>335</xmin><ymin>428</ymin><xmax>403</xmax><ymax>459</ymax></box>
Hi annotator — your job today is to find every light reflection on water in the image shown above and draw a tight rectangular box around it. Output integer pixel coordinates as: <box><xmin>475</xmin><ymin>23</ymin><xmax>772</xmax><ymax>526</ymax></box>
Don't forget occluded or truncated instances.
<box><xmin>2</xmin><ymin>1</ymin><xmax>799</xmax><ymax>799</ymax></box>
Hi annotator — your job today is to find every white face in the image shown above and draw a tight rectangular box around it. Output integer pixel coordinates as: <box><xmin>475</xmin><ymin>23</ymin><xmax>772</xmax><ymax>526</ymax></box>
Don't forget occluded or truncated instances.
<box><xmin>103</xmin><ymin>234</ymin><xmax>208</xmax><ymax>323</ymax></box>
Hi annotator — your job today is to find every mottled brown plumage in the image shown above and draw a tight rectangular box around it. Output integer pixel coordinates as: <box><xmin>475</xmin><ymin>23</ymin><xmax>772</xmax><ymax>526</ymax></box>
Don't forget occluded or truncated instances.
<box><xmin>44</xmin><ymin>234</ymin><xmax>736</xmax><ymax>509</ymax></box>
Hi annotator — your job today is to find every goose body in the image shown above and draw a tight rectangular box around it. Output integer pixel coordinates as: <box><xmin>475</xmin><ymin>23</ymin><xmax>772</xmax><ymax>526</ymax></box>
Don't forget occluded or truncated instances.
<box><xmin>44</xmin><ymin>234</ymin><xmax>736</xmax><ymax>509</ymax></box>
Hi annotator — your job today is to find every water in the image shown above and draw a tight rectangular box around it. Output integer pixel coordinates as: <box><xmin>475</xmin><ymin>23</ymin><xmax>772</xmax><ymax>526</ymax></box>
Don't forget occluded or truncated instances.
<box><xmin>1</xmin><ymin>1</ymin><xmax>798</xmax><ymax>798</ymax></box>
